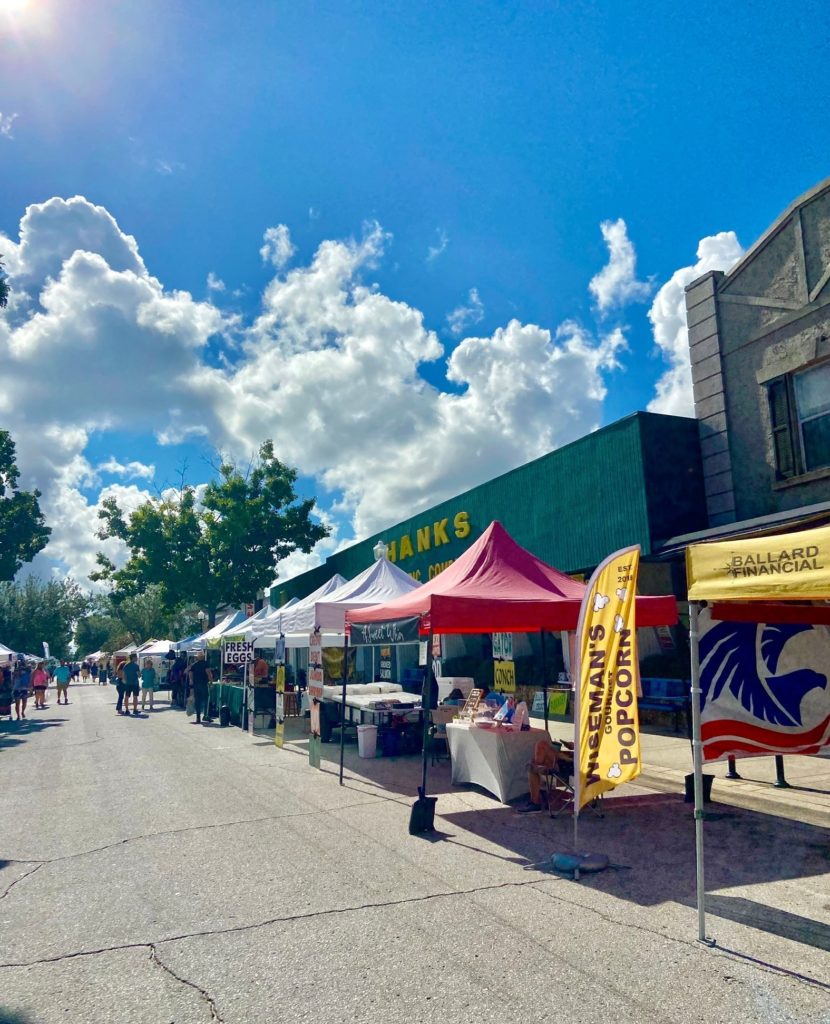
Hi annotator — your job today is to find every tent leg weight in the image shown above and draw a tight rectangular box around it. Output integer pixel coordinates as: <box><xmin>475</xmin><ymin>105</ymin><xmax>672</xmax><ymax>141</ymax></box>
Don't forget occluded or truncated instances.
<box><xmin>684</xmin><ymin>772</ymin><xmax>713</xmax><ymax>803</ymax></box>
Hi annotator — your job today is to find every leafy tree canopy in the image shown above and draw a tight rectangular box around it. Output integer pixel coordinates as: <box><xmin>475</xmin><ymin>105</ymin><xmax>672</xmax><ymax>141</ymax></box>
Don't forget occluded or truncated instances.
<box><xmin>0</xmin><ymin>577</ymin><xmax>89</xmax><ymax>658</ymax></box>
<box><xmin>74</xmin><ymin>586</ymin><xmax>200</xmax><ymax>655</ymax></box>
<box><xmin>93</xmin><ymin>441</ymin><xmax>329</xmax><ymax>625</ymax></box>
<box><xmin>0</xmin><ymin>429</ymin><xmax>51</xmax><ymax>581</ymax></box>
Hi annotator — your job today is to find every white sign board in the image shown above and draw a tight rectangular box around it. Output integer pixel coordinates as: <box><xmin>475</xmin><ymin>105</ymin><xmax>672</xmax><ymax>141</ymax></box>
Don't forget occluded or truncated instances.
<box><xmin>223</xmin><ymin>640</ymin><xmax>255</xmax><ymax>665</ymax></box>
<box><xmin>492</xmin><ymin>632</ymin><xmax>513</xmax><ymax>661</ymax></box>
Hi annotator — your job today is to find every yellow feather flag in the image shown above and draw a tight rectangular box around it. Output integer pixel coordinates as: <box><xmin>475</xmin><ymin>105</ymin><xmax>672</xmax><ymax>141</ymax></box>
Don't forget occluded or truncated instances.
<box><xmin>575</xmin><ymin>545</ymin><xmax>642</xmax><ymax>810</ymax></box>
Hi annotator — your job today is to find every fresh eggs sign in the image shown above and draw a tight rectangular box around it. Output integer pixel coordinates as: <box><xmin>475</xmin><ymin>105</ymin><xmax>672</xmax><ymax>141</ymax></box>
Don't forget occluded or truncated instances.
<box><xmin>223</xmin><ymin>639</ymin><xmax>254</xmax><ymax>665</ymax></box>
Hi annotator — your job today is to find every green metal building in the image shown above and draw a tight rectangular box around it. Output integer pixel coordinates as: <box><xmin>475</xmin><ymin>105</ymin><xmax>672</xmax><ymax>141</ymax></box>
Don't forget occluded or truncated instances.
<box><xmin>271</xmin><ymin>411</ymin><xmax>707</xmax><ymax>607</ymax></box>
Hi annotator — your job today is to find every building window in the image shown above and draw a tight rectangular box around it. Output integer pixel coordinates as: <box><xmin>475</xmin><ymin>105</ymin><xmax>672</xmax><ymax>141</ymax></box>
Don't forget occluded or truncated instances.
<box><xmin>767</xmin><ymin>362</ymin><xmax>830</xmax><ymax>479</ymax></box>
<box><xmin>794</xmin><ymin>363</ymin><xmax>830</xmax><ymax>472</ymax></box>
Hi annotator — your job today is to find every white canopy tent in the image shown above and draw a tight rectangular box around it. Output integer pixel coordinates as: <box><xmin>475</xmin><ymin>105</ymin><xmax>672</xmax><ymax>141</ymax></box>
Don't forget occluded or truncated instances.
<box><xmin>216</xmin><ymin>598</ymin><xmax>298</xmax><ymax>640</ymax></box>
<box><xmin>138</xmin><ymin>639</ymin><xmax>176</xmax><ymax>657</ymax></box>
<box><xmin>0</xmin><ymin>641</ymin><xmax>17</xmax><ymax>659</ymax></box>
<box><xmin>113</xmin><ymin>642</ymin><xmax>139</xmax><ymax>658</ymax></box>
<box><xmin>256</xmin><ymin>558</ymin><xmax>421</xmax><ymax>650</ymax></box>
<box><xmin>188</xmin><ymin>611</ymin><xmax>248</xmax><ymax>651</ymax></box>
<box><xmin>244</xmin><ymin>575</ymin><xmax>347</xmax><ymax>644</ymax></box>
<box><xmin>315</xmin><ymin>557</ymin><xmax>421</xmax><ymax>630</ymax></box>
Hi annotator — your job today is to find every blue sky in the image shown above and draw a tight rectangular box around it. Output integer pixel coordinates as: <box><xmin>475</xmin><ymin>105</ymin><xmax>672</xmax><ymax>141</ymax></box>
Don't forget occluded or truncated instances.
<box><xmin>1</xmin><ymin>0</ymin><xmax>829</xmax><ymax>588</ymax></box>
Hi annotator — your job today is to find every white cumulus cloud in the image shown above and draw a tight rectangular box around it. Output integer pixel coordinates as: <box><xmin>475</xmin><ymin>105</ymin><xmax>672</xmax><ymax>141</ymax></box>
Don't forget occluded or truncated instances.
<box><xmin>647</xmin><ymin>231</ymin><xmax>743</xmax><ymax>416</ymax></box>
<box><xmin>260</xmin><ymin>225</ymin><xmax>295</xmax><ymax>270</ymax></box>
<box><xmin>98</xmin><ymin>459</ymin><xmax>156</xmax><ymax>481</ymax></box>
<box><xmin>447</xmin><ymin>287</ymin><xmax>484</xmax><ymax>336</ymax></box>
<box><xmin>1</xmin><ymin>197</ymin><xmax>641</xmax><ymax>590</ymax></box>
<box><xmin>589</xmin><ymin>218</ymin><xmax>652</xmax><ymax>313</ymax></box>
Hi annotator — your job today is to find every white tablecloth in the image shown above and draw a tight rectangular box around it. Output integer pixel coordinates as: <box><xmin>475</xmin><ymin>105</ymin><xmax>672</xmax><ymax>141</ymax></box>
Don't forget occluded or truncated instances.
<box><xmin>446</xmin><ymin>723</ymin><xmax>545</xmax><ymax>803</ymax></box>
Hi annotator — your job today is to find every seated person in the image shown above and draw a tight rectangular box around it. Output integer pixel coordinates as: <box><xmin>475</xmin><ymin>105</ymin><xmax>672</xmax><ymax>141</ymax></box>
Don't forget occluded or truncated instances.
<box><xmin>518</xmin><ymin>735</ymin><xmax>574</xmax><ymax>813</ymax></box>
<box><xmin>253</xmin><ymin>655</ymin><xmax>271</xmax><ymax>686</ymax></box>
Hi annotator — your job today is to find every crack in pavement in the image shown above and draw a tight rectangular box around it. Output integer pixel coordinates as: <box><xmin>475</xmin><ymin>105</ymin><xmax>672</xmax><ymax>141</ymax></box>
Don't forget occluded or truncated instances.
<box><xmin>2</xmin><ymin>872</ymin><xmax>827</xmax><ymax>1000</ymax></box>
<box><xmin>0</xmin><ymin>877</ymin><xmax>550</xmax><ymax>968</ymax></box>
<box><xmin>149</xmin><ymin>944</ymin><xmax>223</xmax><ymax>1022</ymax></box>
<box><xmin>530</xmin><ymin>881</ymin><xmax>830</xmax><ymax>994</ymax></box>
<box><xmin>0</xmin><ymin>796</ymin><xmax>388</xmax><ymax>867</ymax></box>
<box><xmin>0</xmin><ymin>863</ymin><xmax>42</xmax><ymax>901</ymax></box>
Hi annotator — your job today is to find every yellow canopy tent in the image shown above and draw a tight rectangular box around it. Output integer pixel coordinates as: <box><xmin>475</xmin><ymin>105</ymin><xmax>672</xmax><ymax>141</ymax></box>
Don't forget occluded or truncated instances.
<box><xmin>685</xmin><ymin>522</ymin><xmax>830</xmax><ymax>943</ymax></box>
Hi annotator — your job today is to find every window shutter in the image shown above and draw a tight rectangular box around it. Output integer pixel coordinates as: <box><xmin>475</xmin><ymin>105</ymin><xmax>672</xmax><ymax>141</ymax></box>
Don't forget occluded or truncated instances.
<box><xmin>768</xmin><ymin>378</ymin><xmax>797</xmax><ymax>479</ymax></box>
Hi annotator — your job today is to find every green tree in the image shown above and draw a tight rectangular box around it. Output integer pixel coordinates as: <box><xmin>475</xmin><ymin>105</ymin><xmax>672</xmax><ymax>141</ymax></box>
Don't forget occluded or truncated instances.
<box><xmin>0</xmin><ymin>430</ymin><xmax>51</xmax><ymax>581</ymax></box>
<box><xmin>0</xmin><ymin>254</ymin><xmax>9</xmax><ymax>309</ymax></box>
<box><xmin>74</xmin><ymin>586</ymin><xmax>200</xmax><ymax>654</ymax></box>
<box><xmin>94</xmin><ymin>441</ymin><xmax>328</xmax><ymax>626</ymax></box>
<box><xmin>0</xmin><ymin>577</ymin><xmax>89</xmax><ymax>658</ymax></box>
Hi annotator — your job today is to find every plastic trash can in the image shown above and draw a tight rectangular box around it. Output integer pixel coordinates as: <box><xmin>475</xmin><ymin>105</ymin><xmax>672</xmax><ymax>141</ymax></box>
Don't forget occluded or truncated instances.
<box><xmin>357</xmin><ymin>724</ymin><xmax>378</xmax><ymax>758</ymax></box>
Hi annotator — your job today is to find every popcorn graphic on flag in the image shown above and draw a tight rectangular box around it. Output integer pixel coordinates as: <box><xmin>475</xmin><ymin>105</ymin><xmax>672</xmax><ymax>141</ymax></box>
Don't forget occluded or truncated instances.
<box><xmin>593</xmin><ymin>592</ymin><xmax>610</xmax><ymax>612</ymax></box>
<box><xmin>613</xmin><ymin>614</ymin><xmax>625</xmax><ymax>633</ymax></box>
<box><xmin>607</xmin><ymin>762</ymin><xmax>622</xmax><ymax>779</ymax></box>
<box><xmin>615</xmin><ymin>587</ymin><xmax>627</xmax><ymax>601</ymax></box>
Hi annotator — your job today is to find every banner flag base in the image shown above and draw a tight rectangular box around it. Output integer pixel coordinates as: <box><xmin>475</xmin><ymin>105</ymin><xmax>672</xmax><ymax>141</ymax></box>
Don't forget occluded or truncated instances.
<box><xmin>550</xmin><ymin>850</ymin><xmax>609</xmax><ymax>878</ymax></box>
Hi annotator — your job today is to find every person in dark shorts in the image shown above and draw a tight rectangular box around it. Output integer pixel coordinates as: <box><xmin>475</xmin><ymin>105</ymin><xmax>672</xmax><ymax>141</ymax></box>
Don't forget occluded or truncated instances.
<box><xmin>121</xmin><ymin>654</ymin><xmax>140</xmax><ymax>715</ymax></box>
<box><xmin>12</xmin><ymin>661</ymin><xmax>30</xmax><ymax>720</ymax></box>
<box><xmin>115</xmin><ymin>662</ymin><xmax>125</xmax><ymax>713</ymax></box>
<box><xmin>187</xmin><ymin>651</ymin><xmax>213</xmax><ymax>724</ymax></box>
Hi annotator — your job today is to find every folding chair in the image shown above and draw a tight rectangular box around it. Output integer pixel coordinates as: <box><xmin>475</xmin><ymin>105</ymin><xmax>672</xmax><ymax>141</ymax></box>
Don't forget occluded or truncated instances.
<box><xmin>531</xmin><ymin>752</ymin><xmax>575</xmax><ymax>818</ymax></box>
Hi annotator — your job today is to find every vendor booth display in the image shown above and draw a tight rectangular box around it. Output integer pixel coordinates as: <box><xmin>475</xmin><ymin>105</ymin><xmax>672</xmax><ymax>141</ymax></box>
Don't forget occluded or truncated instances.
<box><xmin>446</xmin><ymin>720</ymin><xmax>545</xmax><ymax>802</ymax></box>
<box><xmin>346</xmin><ymin>522</ymin><xmax>678</xmax><ymax>825</ymax></box>
<box><xmin>194</xmin><ymin>611</ymin><xmax>248</xmax><ymax>650</ymax></box>
<box><xmin>686</xmin><ymin>522</ymin><xmax>830</xmax><ymax>942</ymax></box>
<box><xmin>244</xmin><ymin>576</ymin><xmax>347</xmax><ymax>643</ymax></box>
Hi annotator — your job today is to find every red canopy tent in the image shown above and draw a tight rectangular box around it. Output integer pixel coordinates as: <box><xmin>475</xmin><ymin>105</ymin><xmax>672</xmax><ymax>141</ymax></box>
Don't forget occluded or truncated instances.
<box><xmin>344</xmin><ymin>522</ymin><xmax>678</xmax><ymax>824</ymax></box>
<box><xmin>347</xmin><ymin>521</ymin><xmax>678</xmax><ymax>634</ymax></box>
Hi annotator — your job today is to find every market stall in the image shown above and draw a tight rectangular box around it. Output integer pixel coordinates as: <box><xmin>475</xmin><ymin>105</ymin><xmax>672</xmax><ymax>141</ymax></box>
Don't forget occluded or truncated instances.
<box><xmin>244</xmin><ymin>576</ymin><xmax>347</xmax><ymax>643</ymax></box>
<box><xmin>446</xmin><ymin>720</ymin><xmax>545</xmax><ymax>802</ymax></box>
<box><xmin>686</xmin><ymin>522</ymin><xmax>830</xmax><ymax>942</ymax></box>
<box><xmin>289</xmin><ymin>556</ymin><xmax>423</xmax><ymax>749</ymax></box>
<box><xmin>347</xmin><ymin>521</ymin><xmax>678</xmax><ymax>810</ymax></box>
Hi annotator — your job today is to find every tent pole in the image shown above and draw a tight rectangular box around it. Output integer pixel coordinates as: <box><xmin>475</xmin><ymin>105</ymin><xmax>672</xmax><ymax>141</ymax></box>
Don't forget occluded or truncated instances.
<box><xmin>573</xmin><ymin>642</ymin><xmax>580</xmax><ymax>858</ymax></box>
<box><xmin>689</xmin><ymin>602</ymin><xmax>709</xmax><ymax>944</ymax></box>
<box><xmin>421</xmin><ymin>629</ymin><xmax>432</xmax><ymax>797</ymax></box>
<box><xmin>339</xmin><ymin>633</ymin><xmax>349</xmax><ymax>786</ymax></box>
<box><xmin>540</xmin><ymin>630</ymin><xmax>549</xmax><ymax>735</ymax></box>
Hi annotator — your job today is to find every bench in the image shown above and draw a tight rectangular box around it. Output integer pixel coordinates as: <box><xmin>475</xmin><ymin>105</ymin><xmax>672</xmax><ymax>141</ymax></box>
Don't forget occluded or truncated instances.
<box><xmin>638</xmin><ymin>677</ymin><xmax>691</xmax><ymax>735</ymax></box>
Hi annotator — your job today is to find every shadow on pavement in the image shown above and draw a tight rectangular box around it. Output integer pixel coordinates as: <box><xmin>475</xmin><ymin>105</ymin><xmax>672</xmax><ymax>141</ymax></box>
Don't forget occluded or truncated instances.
<box><xmin>0</xmin><ymin>718</ymin><xmax>66</xmax><ymax>752</ymax></box>
<box><xmin>440</xmin><ymin>795</ymin><xmax>830</xmax><ymax>952</ymax></box>
<box><xmin>706</xmin><ymin>894</ymin><xmax>830</xmax><ymax>951</ymax></box>
<box><xmin>0</xmin><ymin>1008</ymin><xmax>37</xmax><ymax>1024</ymax></box>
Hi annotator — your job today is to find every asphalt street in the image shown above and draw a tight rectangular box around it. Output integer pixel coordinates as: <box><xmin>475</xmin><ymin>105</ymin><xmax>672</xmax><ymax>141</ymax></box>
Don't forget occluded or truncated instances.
<box><xmin>1</xmin><ymin>684</ymin><xmax>828</xmax><ymax>1024</ymax></box>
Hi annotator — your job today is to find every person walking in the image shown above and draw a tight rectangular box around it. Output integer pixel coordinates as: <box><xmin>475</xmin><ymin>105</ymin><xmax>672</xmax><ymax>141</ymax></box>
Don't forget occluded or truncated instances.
<box><xmin>140</xmin><ymin>658</ymin><xmax>157</xmax><ymax>712</ymax></box>
<box><xmin>186</xmin><ymin>651</ymin><xmax>213</xmax><ymax>724</ymax></box>
<box><xmin>122</xmin><ymin>653</ymin><xmax>140</xmax><ymax>715</ymax></box>
<box><xmin>114</xmin><ymin>662</ymin><xmax>126</xmax><ymax>714</ymax></box>
<box><xmin>80</xmin><ymin>660</ymin><xmax>90</xmax><ymax>683</ymax></box>
<box><xmin>170</xmin><ymin>653</ymin><xmax>188</xmax><ymax>708</ymax></box>
<box><xmin>0</xmin><ymin>659</ymin><xmax>14</xmax><ymax>719</ymax></box>
<box><xmin>53</xmin><ymin>660</ymin><xmax>71</xmax><ymax>705</ymax></box>
<box><xmin>102</xmin><ymin>659</ymin><xmax>112</xmax><ymax>685</ymax></box>
<box><xmin>12</xmin><ymin>661</ymin><xmax>30</xmax><ymax>720</ymax></box>
<box><xmin>90</xmin><ymin>661</ymin><xmax>98</xmax><ymax>684</ymax></box>
<box><xmin>31</xmin><ymin>661</ymin><xmax>49</xmax><ymax>709</ymax></box>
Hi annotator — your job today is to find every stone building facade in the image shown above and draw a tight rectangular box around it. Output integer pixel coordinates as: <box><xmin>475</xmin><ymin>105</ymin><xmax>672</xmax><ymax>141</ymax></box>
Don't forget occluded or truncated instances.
<box><xmin>686</xmin><ymin>177</ymin><xmax>830</xmax><ymax>527</ymax></box>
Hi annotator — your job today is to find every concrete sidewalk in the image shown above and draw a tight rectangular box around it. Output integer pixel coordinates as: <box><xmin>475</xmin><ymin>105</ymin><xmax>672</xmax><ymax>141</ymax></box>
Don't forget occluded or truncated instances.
<box><xmin>536</xmin><ymin>716</ymin><xmax>830</xmax><ymax>829</ymax></box>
